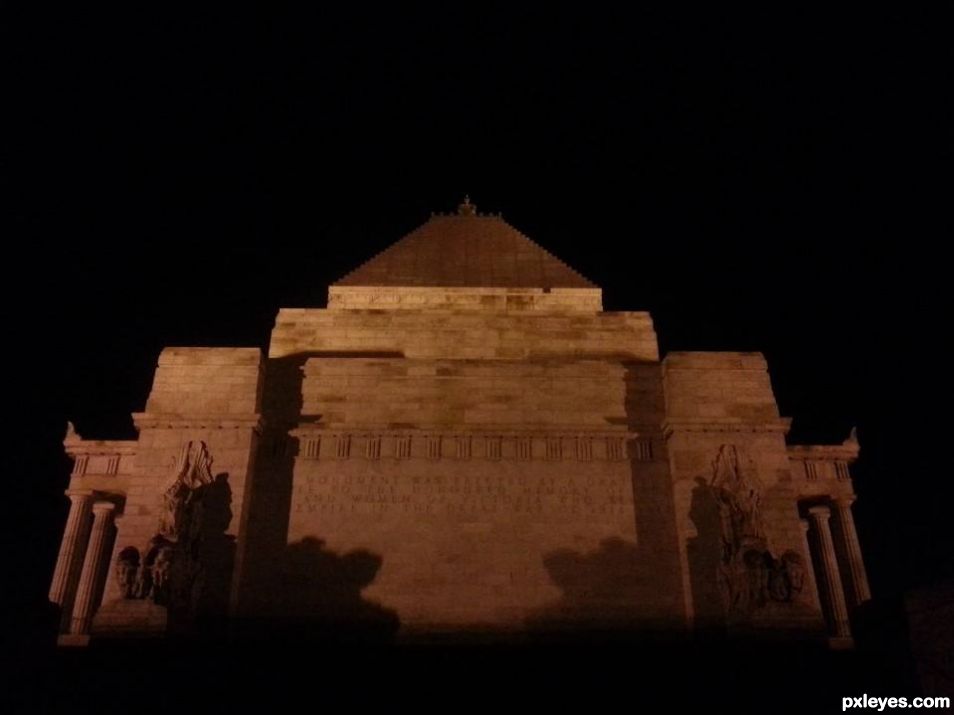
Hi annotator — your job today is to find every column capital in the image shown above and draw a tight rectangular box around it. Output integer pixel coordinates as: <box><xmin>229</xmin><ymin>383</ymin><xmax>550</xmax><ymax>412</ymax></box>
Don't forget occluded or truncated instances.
<box><xmin>833</xmin><ymin>495</ymin><xmax>857</xmax><ymax>508</ymax></box>
<box><xmin>808</xmin><ymin>505</ymin><xmax>832</xmax><ymax>520</ymax></box>
<box><xmin>65</xmin><ymin>488</ymin><xmax>95</xmax><ymax>500</ymax></box>
<box><xmin>91</xmin><ymin>501</ymin><xmax>116</xmax><ymax>515</ymax></box>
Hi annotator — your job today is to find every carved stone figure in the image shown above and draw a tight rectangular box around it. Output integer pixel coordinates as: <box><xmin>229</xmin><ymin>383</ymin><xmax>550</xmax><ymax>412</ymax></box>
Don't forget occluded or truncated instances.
<box><xmin>115</xmin><ymin>547</ymin><xmax>140</xmax><ymax>599</ymax></box>
<box><xmin>767</xmin><ymin>556</ymin><xmax>789</xmax><ymax>602</ymax></box>
<box><xmin>711</xmin><ymin>444</ymin><xmax>765</xmax><ymax>550</ymax></box>
<box><xmin>710</xmin><ymin>445</ymin><xmax>771</xmax><ymax>620</ymax></box>
<box><xmin>764</xmin><ymin>550</ymin><xmax>806</xmax><ymax>603</ymax></box>
<box><xmin>133</xmin><ymin>535</ymin><xmax>168</xmax><ymax>600</ymax></box>
<box><xmin>151</xmin><ymin>545</ymin><xmax>174</xmax><ymax>605</ymax></box>
<box><xmin>133</xmin><ymin>441</ymin><xmax>218</xmax><ymax>614</ymax></box>
<box><xmin>158</xmin><ymin>441</ymin><xmax>215</xmax><ymax>541</ymax></box>
<box><xmin>781</xmin><ymin>550</ymin><xmax>805</xmax><ymax>597</ymax></box>
<box><xmin>134</xmin><ymin>563</ymin><xmax>153</xmax><ymax>600</ymax></box>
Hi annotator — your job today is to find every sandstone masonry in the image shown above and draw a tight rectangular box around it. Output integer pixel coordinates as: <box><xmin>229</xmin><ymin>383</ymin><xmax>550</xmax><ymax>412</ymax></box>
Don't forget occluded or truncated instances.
<box><xmin>52</xmin><ymin>199</ymin><xmax>868</xmax><ymax>646</ymax></box>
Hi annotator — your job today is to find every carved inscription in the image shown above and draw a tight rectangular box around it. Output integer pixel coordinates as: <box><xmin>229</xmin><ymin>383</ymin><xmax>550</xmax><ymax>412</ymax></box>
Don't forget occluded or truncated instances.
<box><xmin>295</xmin><ymin>472</ymin><xmax>631</xmax><ymax>521</ymax></box>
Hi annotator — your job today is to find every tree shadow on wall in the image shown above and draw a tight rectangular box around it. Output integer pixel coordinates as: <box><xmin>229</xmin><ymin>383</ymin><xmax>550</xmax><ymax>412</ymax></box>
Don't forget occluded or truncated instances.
<box><xmin>194</xmin><ymin>473</ymin><xmax>236</xmax><ymax>631</ymax></box>
<box><xmin>252</xmin><ymin>536</ymin><xmax>399</xmax><ymax>643</ymax></box>
<box><xmin>526</xmin><ymin>363</ymin><xmax>690</xmax><ymax>641</ymax></box>
<box><xmin>237</xmin><ymin>351</ymin><xmax>405</xmax><ymax>619</ymax></box>
<box><xmin>235</xmin><ymin>354</ymin><xmax>307</xmax><ymax>608</ymax></box>
<box><xmin>526</xmin><ymin>537</ymin><xmax>685</xmax><ymax>640</ymax></box>
<box><xmin>687</xmin><ymin>476</ymin><xmax>728</xmax><ymax>630</ymax></box>
<box><xmin>168</xmin><ymin>472</ymin><xmax>236</xmax><ymax>636</ymax></box>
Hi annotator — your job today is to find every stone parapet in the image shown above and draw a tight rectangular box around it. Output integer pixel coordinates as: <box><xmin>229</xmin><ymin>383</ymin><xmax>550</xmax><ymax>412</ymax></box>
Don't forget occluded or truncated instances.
<box><xmin>269</xmin><ymin>308</ymin><xmax>658</xmax><ymax>361</ymax></box>
<box><xmin>662</xmin><ymin>351</ymin><xmax>781</xmax><ymax>426</ymax></box>
<box><xmin>328</xmin><ymin>285</ymin><xmax>603</xmax><ymax>312</ymax></box>
<box><xmin>145</xmin><ymin>347</ymin><xmax>264</xmax><ymax>415</ymax></box>
<box><xmin>285</xmin><ymin>357</ymin><xmax>661</xmax><ymax>431</ymax></box>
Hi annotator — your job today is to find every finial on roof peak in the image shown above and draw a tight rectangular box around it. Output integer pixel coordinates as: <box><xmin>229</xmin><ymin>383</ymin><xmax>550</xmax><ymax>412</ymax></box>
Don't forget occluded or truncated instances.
<box><xmin>457</xmin><ymin>195</ymin><xmax>477</xmax><ymax>216</ymax></box>
<box><xmin>65</xmin><ymin>420</ymin><xmax>81</xmax><ymax>442</ymax></box>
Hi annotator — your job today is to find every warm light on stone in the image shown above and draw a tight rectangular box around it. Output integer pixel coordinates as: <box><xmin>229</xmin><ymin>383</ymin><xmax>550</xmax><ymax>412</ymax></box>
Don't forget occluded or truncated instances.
<box><xmin>51</xmin><ymin>202</ymin><xmax>869</xmax><ymax>645</ymax></box>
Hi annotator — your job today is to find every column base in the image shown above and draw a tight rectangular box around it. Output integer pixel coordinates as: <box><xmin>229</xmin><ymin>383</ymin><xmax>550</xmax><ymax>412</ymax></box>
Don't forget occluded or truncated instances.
<box><xmin>91</xmin><ymin>598</ymin><xmax>168</xmax><ymax>636</ymax></box>
<box><xmin>57</xmin><ymin>633</ymin><xmax>91</xmax><ymax>647</ymax></box>
<box><xmin>827</xmin><ymin>635</ymin><xmax>855</xmax><ymax>650</ymax></box>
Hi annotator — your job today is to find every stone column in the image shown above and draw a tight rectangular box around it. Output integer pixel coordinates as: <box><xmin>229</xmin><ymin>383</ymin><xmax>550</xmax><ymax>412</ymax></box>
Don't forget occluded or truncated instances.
<box><xmin>808</xmin><ymin>505</ymin><xmax>851</xmax><ymax>639</ymax></box>
<box><xmin>49</xmin><ymin>490</ymin><xmax>94</xmax><ymax>623</ymax></box>
<box><xmin>69</xmin><ymin>501</ymin><xmax>116</xmax><ymax>635</ymax></box>
<box><xmin>833</xmin><ymin>496</ymin><xmax>872</xmax><ymax>606</ymax></box>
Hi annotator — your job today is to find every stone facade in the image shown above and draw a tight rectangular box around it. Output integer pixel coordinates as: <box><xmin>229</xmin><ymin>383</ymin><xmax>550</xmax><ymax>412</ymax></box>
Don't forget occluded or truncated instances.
<box><xmin>51</xmin><ymin>200</ymin><xmax>869</xmax><ymax>645</ymax></box>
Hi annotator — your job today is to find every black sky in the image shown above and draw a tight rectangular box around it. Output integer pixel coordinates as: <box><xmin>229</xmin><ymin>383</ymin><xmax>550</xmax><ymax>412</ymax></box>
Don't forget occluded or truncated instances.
<box><xmin>5</xmin><ymin>4</ymin><xmax>951</xmax><ymax>628</ymax></box>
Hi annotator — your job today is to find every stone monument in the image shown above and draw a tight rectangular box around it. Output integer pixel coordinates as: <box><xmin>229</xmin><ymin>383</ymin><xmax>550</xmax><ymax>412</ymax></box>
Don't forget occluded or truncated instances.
<box><xmin>50</xmin><ymin>198</ymin><xmax>870</xmax><ymax>646</ymax></box>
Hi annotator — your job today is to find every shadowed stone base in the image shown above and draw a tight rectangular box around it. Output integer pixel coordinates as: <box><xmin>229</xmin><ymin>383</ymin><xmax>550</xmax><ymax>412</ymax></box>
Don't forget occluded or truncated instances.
<box><xmin>47</xmin><ymin>207</ymin><xmax>874</xmax><ymax>649</ymax></box>
<box><xmin>91</xmin><ymin>599</ymin><xmax>168</xmax><ymax>637</ymax></box>
<box><xmin>57</xmin><ymin>634</ymin><xmax>90</xmax><ymax>647</ymax></box>
<box><xmin>829</xmin><ymin>636</ymin><xmax>856</xmax><ymax>650</ymax></box>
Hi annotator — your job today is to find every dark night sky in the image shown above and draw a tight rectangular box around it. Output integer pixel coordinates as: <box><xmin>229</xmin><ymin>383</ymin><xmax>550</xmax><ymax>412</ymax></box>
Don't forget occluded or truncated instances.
<box><xmin>5</xmin><ymin>5</ymin><xmax>951</xmax><ymax>633</ymax></box>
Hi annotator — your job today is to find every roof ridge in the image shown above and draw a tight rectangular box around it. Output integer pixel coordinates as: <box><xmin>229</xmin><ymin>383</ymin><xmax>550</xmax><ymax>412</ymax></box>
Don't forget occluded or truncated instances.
<box><xmin>332</xmin><ymin>210</ymin><xmax>598</xmax><ymax>289</ymax></box>
<box><xmin>508</xmin><ymin>222</ymin><xmax>597</xmax><ymax>288</ymax></box>
<box><xmin>333</xmin><ymin>215</ymin><xmax>436</xmax><ymax>285</ymax></box>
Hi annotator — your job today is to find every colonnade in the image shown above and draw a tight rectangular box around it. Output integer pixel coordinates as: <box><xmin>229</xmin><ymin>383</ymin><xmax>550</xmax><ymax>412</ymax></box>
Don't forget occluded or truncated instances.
<box><xmin>48</xmin><ymin>489</ymin><xmax>117</xmax><ymax>636</ymax></box>
<box><xmin>803</xmin><ymin>496</ymin><xmax>871</xmax><ymax>640</ymax></box>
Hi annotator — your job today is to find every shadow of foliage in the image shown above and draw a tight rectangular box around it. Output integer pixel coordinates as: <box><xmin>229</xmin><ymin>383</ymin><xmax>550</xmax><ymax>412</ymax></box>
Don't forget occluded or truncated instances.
<box><xmin>527</xmin><ymin>537</ymin><xmax>685</xmax><ymax>637</ymax></box>
<box><xmin>249</xmin><ymin>536</ymin><xmax>399</xmax><ymax>643</ymax></box>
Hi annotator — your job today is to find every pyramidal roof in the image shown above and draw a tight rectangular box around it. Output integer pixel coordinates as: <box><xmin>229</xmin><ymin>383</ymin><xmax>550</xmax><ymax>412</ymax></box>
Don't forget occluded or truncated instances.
<box><xmin>334</xmin><ymin>198</ymin><xmax>597</xmax><ymax>289</ymax></box>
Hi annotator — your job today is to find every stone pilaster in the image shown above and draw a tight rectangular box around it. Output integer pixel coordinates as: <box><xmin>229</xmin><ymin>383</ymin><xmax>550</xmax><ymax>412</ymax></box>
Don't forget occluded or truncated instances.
<box><xmin>48</xmin><ymin>489</ymin><xmax>94</xmax><ymax>628</ymax></box>
<box><xmin>808</xmin><ymin>505</ymin><xmax>851</xmax><ymax>640</ymax></box>
<box><xmin>69</xmin><ymin>501</ymin><xmax>116</xmax><ymax>635</ymax></box>
<box><xmin>833</xmin><ymin>496</ymin><xmax>872</xmax><ymax>606</ymax></box>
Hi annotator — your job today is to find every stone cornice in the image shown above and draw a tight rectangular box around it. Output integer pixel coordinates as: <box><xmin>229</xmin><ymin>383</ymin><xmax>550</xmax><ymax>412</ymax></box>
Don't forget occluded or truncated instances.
<box><xmin>662</xmin><ymin>417</ymin><xmax>792</xmax><ymax>438</ymax></box>
<box><xmin>327</xmin><ymin>285</ymin><xmax>604</xmax><ymax>312</ymax></box>
<box><xmin>290</xmin><ymin>425</ymin><xmax>646</xmax><ymax>437</ymax></box>
<box><xmin>788</xmin><ymin>443</ymin><xmax>860</xmax><ymax>463</ymax></box>
<box><xmin>132</xmin><ymin>412</ymin><xmax>265</xmax><ymax>432</ymax></box>
<box><xmin>63</xmin><ymin>440</ymin><xmax>137</xmax><ymax>457</ymax></box>
<box><xmin>282</xmin><ymin>428</ymin><xmax>655</xmax><ymax>463</ymax></box>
